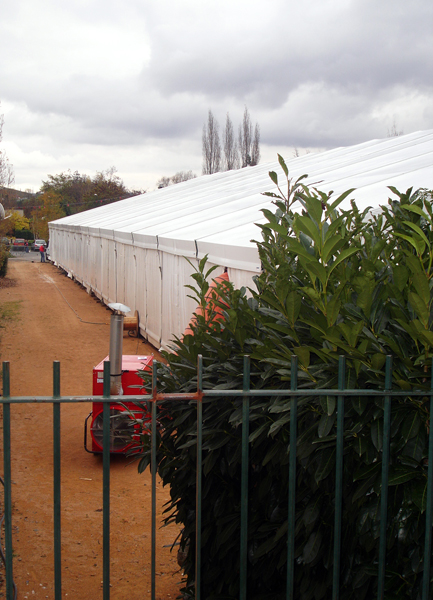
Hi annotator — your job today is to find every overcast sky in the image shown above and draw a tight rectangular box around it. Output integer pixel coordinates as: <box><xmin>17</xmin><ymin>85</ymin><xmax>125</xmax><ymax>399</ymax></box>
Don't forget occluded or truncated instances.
<box><xmin>1</xmin><ymin>0</ymin><xmax>432</xmax><ymax>193</ymax></box>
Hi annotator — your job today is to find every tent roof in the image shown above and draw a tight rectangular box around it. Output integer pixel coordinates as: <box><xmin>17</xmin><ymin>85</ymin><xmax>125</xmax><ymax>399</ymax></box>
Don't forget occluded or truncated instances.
<box><xmin>50</xmin><ymin>130</ymin><xmax>433</xmax><ymax>272</ymax></box>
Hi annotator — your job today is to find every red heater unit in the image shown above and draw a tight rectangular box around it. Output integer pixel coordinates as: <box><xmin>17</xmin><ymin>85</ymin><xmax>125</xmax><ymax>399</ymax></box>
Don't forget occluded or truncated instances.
<box><xmin>84</xmin><ymin>354</ymin><xmax>153</xmax><ymax>454</ymax></box>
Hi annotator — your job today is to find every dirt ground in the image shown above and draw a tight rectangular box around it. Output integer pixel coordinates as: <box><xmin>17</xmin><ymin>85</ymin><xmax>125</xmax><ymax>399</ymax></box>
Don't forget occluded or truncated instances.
<box><xmin>0</xmin><ymin>257</ymin><xmax>183</xmax><ymax>599</ymax></box>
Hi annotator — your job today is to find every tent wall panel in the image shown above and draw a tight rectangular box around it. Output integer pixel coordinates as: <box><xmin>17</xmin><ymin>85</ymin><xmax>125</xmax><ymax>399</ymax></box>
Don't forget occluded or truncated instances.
<box><xmin>124</xmin><ymin>246</ymin><xmax>137</xmax><ymax>315</ymax></box>
<box><xmin>143</xmin><ymin>249</ymin><xmax>163</xmax><ymax>349</ymax></box>
<box><xmin>101</xmin><ymin>238</ymin><xmax>110</xmax><ymax>303</ymax></box>
<box><xmin>135</xmin><ymin>248</ymin><xmax>148</xmax><ymax>338</ymax></box>
<box><xmin>108</xmin><ymin>240</ymin><xmax>117</xmax><ymax>304</ymax></box>
<box><xmin>227</xmin><ymin>267</ymin><xmax>260</xmax><ymax>294</ymax></box>
<box><xmin>115</xmin><ymin>242</ymin><xmax>126</xmax><ymax>307</ymax></box>
<box><xmin>160</xmin><ymin>254</ymin><xmax>202</xmax><ymax>349</ymax></box>
<box><xmin>47</xmin><ymin>131</ymin><xmax>433</xmax><ymax>352</ymax></box>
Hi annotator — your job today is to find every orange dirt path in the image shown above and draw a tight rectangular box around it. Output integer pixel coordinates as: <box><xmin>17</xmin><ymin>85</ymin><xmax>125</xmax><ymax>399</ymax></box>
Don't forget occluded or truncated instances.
<box><xmin>0</xmin><ymin>259</ymin><xmax>182</xmax><ymax>600</ymax></box>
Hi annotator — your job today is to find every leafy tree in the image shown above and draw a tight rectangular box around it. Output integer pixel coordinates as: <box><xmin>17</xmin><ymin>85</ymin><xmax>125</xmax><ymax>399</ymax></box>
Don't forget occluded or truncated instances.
<box><xmin>202</xmin><ymin>110</ymin><xmax>222</xmax><ymax>175</ymax></box>
<box><xmin>31</xmin><ymin>190</ymin><xmax>66</xmax><ymax>240</ymax></box>
<box><xmin>0</xmin><ymin>211</ymin><xmax>30</xmax><ymax>238</ymax></box>
<box><xmin>136</xmin><ymin>160</ymin><xmax>433</xmax><ymax>599</ymax></box>
<box><xmin>40</xmin><ymin>170</ymin><xmax>92</xmax><ymax>216</ymax></box>
<box><xmin>40</xmin><ymin>167</ymin><xmax>135</xmax><ymax>216</ymax></box>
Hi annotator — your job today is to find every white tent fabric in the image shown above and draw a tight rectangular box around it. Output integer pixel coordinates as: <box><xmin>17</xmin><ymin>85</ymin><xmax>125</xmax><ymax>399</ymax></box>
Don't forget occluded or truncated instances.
<box><xmin>49</xmin><ymin>130</ymin><xmax>433</xmax><ymax>350</ymax></box>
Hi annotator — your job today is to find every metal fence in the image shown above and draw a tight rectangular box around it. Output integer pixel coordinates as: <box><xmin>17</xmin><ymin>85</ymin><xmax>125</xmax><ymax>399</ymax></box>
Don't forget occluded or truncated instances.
<box><xmin>1</xmin><ymin>356</ymin><xmax>433</xmax><ymax>600</ymax></box>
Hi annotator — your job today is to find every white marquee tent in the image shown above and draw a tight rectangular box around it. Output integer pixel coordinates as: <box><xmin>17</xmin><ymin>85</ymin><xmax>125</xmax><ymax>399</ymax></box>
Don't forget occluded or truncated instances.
<box><xmin>49</xmin><ymin>130</ymin><xmax>433</xmax><ymax>350</ymax></box>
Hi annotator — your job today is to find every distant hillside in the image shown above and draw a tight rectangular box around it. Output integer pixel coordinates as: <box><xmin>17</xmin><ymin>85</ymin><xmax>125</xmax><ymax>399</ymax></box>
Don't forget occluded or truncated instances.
<box><xmin>0</xmin><ymin>187</ymin><xmax>37</xmax><ymax>209</ymax></box>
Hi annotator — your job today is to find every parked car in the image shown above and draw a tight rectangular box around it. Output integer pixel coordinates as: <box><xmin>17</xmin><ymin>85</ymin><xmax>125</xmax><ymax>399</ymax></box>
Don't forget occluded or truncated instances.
<box><xmin>10</xmin><ymin>238</ymin><xmax>26</xmax><ymax>252</ymax></box>
<box><xmin>32</xmin><ymin>239</ymin><xmax>46</xmax><ymax>251</ymax></box>
<box><xmin>1</xmin><ymin>237</ymin><xmax>11</xmax><ymax>248</ymax></box>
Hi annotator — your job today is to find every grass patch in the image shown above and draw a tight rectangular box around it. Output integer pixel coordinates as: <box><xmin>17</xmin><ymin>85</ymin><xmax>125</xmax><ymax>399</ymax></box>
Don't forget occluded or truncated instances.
<box><xmin>0</xmin><ymin>301</ymin><xmax>22</xmax><ymax>382</ymax></box>
<box><xmin>0</xmin><ymin>300</ymin><xmax>22</xmax><ymax>327</ymax></box>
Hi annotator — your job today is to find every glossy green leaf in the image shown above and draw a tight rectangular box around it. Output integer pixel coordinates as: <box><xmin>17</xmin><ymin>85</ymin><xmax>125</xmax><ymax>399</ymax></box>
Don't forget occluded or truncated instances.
<box><xmin>394</xmin><ymin>231</ymin><xmax>426</xmax><ymax>255</ymax></box>
<box><xmin>305</xmin><ymin>260</ymin><xmax>328</xmax><ymax>288</ymax></box>
<box><xmin>392</xmin><ymin>265</ymin><xmax>409</xmax><ymax>291</ymax></box>
<box><xmin>401</xmin><ymin>410</ymin><xmax>422</xmax><ymax>442</ymax></box>
<box><xmin>294</xmin><ymin>214</ymin><xmax>321</xmax><ymax>247</ymax></box>
<box><xmin>408</xmin><ymin>292</ymin><xmax>429</xmax><ymax>325</ymax></box>
<box><xmin>388</xmin><ymin>467</ymin><xmax>418</xmax><ymax>486</ymax></box>
<box><xmin>292</xmin><ymin>346</ymin><xmax>310</xmax><ymax>367</ymax></box>
<box><xmin>318</xmin><ymin>412</ymin><xmax>336</xmax><ymax>438</ymax></box>
<box><xmin>315</xmin><ymin>448</ymin><xmax>336</xmax><ymax>482</ymax></box>
<box><xmin>277</xmin><ymin>153</ymin><xmax>288</xmax><ymax>177</ymax></box>
<box><xmin>371</xmin><ymin>419</ymin><xmax>383</xmax><ymax>452</ymax></box>
<box><xmin>286</xmin><ymin>291</ymin><xmax>301</xmax><ymax>326</ymax></box>
<box><xmin>302</xmin><ymin>531</ymin><xmax>322</xmax><ymax>564</ymax></box>
<box><xmin>269</xmin><ymin>170</ymin><xmax>278</xmax><ymax>185</ymax></box>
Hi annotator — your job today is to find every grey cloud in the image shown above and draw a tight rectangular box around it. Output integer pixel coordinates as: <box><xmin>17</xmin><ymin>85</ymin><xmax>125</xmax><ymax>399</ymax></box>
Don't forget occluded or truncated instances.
<box><xmin>1</xmin><ymin>0</ymin><xmax>432</xmax><ymax>191</ymax></box>
<box><xmin>143</xmin><ymin>0</ymin><xmax>432</xmax><ymax>107</ymax></box>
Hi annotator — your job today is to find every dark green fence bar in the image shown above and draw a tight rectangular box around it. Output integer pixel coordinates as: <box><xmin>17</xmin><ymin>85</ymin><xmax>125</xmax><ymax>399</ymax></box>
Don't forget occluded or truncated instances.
<box><xmin>2</xmin><ymin>362</ymin><xmax>14</xmax><ymax>600</ymax></box>
<box><xmin>52</xmin><ymin>361</ymin><xmax>62</xmax><ymax>600</ymax></box>
<box><xmin>2</xmin><ymin>356</ymin><xmax>433</xmax><ymax>599</ymax></box>
<box><xmin>151</xmin><ymin>361</ymin><xmax>158</xmax><ymax>600</ymax></box>
<box><xmin>195</xmin><ymin>355</ymin><xmax>203</xmax><ymax>600</ymax></box>
<box><xmin>332</xmin><ymin>357</ymin><xmax>345</xmax><ymax>600</ymax></box>
<box><xmin>102</xmin><ymin>361</ymin><xmax>111</xmax><ymax>600</ymax></box>
<box><xmin>377</xmin><ymin>356</ymin><xmax>392</xmax><ymax>600</ymax></box>
<box><xmin>421</xmin><ymin>362</ymin><xmax>433</xmax><ymax>600</ymax></box>
<box><xmin>239</xmin><ymin>355</ymin><xmax>250</xmax><ymax>600</ymax></box>
<box><xmin>286</xmin><ymin>355</ymin><xmax>298</xmax><ymax>600</ymax></box>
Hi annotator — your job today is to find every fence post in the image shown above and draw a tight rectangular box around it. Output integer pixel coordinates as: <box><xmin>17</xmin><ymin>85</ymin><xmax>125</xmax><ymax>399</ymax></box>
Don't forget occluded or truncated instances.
<box><xmin>53</xmin><ymin>361</ymin><xmax>62</xmax><ymax>600</ymax></box>
<box><xmin>102</xmin><ymin>360</ymin><xmax>111</xmax><ymax>600</ymax></box>
<box><xmin>377</xmin><ymin>356</ymin><xmax>392</xmax><ymax>600</ymax></box>
<box><xmin>239</xmin><ymin>355</ymin><xmax>250</xmax><ymax>600</ymax></box>
<box><xmin>195</xmin><ymin>355</ymin><xmax>203</xmax><ymax>600</ymax></box>
<box><xmin>2</xmin><ymin>362</ymin><xmax>14</xmax><ymax>600</ymax></box>
<box><xmin>286</xmin><ymin>355</ymin><xmax>298</xmax><ymax>600</ymax></box>
<box><xmin>151</xmin><ymin>360</ymin><xmax>158</xmax><ymax>600</ymax></box>
<box><xmin>332</xmin><ymin>356</ymin><xmax>345</xmax><ymax>600</ymax></box>
<box><xmin>421</xmin><ymin>359</ymin><xmax>433</xmax><ymax>600</ymax></box>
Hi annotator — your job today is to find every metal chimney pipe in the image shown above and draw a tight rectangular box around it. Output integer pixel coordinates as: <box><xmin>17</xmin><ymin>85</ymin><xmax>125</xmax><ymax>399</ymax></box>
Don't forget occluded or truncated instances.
<box><xmin>109</xmin><ymin>314</ymin><xmax>124</xmax><ymax>395</ymax></box>
<box><xmin>107</xmin><ymin>303</ymin><xmax>131</xmax><ymax>396</ymax></box>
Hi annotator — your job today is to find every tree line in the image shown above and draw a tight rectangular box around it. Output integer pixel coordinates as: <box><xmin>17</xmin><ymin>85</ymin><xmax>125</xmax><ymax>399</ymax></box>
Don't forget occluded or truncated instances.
<box><xmin>1</xmin><ymin>166</ymin><xmax>143</xmax><ymax>242</ymax></box>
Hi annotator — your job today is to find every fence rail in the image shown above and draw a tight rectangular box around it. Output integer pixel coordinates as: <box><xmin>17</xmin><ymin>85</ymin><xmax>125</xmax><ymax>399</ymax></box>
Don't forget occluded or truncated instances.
<box><xmin>1</xmin><ymin>356</ymin><xmax>433</xmax><ymax>600</ymax></box>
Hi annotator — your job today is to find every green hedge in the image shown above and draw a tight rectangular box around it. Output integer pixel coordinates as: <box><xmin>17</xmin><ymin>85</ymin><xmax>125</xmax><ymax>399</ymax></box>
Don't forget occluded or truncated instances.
<box><xmin>13</xmin><ymin>229</ymin><xmax>33</xmax><ymax>240</ymax></box>
<box><xmin>136</xmin><ymin>160</ymin><xmax>433</xmax><ymax>599</ymax></box>
<box><xmin>0</xmin><ymin>245</ymin><xmax>9</xmax><ymax>277</ymax></box>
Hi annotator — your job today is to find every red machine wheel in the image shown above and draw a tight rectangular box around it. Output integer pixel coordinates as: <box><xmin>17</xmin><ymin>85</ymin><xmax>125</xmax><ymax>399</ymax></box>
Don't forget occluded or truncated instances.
<box><xmin>90</xmin><ymin>405</ymin><xmax>141</xmax><ymax>453</ymax></box>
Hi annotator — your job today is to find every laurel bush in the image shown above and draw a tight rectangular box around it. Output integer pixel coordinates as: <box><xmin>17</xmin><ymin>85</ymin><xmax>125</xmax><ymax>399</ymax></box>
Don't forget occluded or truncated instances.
<box><xmin>137</xmin><ymin>159</ymin><xmax>433</xmax><ymax>599</ymax></box>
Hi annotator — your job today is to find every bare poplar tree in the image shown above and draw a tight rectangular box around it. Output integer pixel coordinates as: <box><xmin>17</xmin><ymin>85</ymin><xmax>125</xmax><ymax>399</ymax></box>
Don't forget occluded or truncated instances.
<box><xmin>202</xmin><ymin>110</ymin><xmax>221</xmax><ymax>175</ymax></box>
<box><xmin>238</xmin><ymin>106</ymin><xmax>260</xmax><ymax>168</ymax></box>
<box><xmin>251</xmin><ymin>123</ymin><xmax>260</xmax><ymax>166</ymax></box>
<box><xmin>223</xmin><ymin>113</ymin><xmax>239</xmax><ymax>171</ymax></box>
<box><xmin>238</xmin><ymin>106</ymin><xmax>252</xmax><ymax>167</ymax></box>
<box><xmin>387</xmin><ymin>118</ymin><xmax>403</xmax><ymax>137</ymax></box>
<box><xmin>0</xmin><ymin>107</ymin><xmax>15</xmax><ymax>202</ymax></box>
